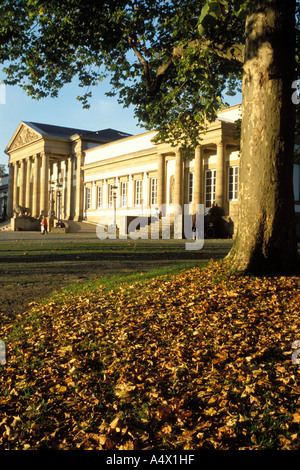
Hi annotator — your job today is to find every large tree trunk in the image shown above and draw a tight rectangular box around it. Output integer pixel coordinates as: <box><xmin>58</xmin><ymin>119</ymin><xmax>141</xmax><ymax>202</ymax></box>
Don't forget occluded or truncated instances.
<box><xmin>227</xmin><ymin>0</ymin><xmax>299</xmax><ymax>275</ymax></box>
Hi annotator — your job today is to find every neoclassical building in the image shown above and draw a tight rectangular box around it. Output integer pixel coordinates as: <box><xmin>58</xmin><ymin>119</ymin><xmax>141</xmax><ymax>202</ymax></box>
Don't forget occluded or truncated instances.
<box><xmin>5</xmin><ymin>122</ymin><xmax>131</xmax><ymax>220</ymax></box>
<box><xmin>83</xmin><ymin>106</ymin><xmax>241</xmax><ymax>231</ymax></box>
<box><xmin>5</xmin><ymin>104</ymin><xmax>300</xmax><ymax>236</ymax></box>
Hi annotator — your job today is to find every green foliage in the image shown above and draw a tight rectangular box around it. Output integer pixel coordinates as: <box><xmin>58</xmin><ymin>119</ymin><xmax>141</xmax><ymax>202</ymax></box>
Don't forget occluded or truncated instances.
<box><xmin>0</xmin><ymin>1</ymin><xmax>298</xmax><ymax>149</ymax></box>
<box><xmin>0</xmin><ymin>0</ymin><xmax>248</xmax><ymax>148</ymax></box>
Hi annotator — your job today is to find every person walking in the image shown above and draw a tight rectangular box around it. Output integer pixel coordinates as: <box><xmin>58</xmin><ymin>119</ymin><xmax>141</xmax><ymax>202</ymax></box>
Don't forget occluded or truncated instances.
<box><xmin>41</xmin><ymin>215</ymin><xmax>48</xmax><ymax>235</ymax></box>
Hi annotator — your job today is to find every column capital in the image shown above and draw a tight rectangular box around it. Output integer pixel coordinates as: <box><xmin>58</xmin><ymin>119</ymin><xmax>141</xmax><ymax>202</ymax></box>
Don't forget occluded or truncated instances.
<box><xmin>217</xmin><ymin>140</ymin><xmax>226</xmax><ymax>148</ymax></box>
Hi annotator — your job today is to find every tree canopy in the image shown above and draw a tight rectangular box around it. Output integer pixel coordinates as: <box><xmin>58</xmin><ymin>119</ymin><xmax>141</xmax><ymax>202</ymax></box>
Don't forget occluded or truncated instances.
<box><xmin>0</xmin><ymin>1</ymin><xmax>298</xmax><ymax>146</ymax></box>
<box><xmin>0</xmin><ymin>0</ymin><xmax>252</xmax><ymax>147</ymax></box>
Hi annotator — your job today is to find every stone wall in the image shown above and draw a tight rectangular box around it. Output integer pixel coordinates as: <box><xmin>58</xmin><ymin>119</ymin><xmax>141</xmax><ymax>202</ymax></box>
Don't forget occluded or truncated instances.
<box><xmin>11</xmin><ymin>216</ymin><xmax>40</xmax><ymax>232</ymax></box>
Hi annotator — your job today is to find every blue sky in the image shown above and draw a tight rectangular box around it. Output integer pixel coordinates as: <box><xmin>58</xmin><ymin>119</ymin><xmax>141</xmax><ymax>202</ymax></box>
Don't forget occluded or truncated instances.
<box><xmin>0</xmin><ymin>77</ymin><xmax>147</xmax><ymax>169</ymax></box>
<box><xmin>0</xmin><ymin>77</ymin><xmax>242</xmax><ymax>171</ymax></box>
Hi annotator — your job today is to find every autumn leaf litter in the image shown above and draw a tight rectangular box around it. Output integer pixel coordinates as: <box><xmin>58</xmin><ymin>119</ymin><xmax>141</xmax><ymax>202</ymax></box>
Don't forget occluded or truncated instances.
<box><xmin>1</xmin><ymin>261</ymin><xmax>300</xmax><ymax>450</ymax></box>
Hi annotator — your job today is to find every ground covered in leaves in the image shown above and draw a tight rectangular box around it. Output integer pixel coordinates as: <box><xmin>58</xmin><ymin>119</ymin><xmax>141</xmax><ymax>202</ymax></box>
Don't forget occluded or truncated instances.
<box><xmin>1</xmin><ymin>261</ymin><xmax>300</xmax><ymax>450</ymax></box>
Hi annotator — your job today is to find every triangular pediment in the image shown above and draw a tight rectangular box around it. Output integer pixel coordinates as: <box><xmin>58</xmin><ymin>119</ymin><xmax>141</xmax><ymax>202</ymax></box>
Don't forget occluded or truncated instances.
<box><xmin>6</xmin><ymin>122</ymin><xmax>41</xmax><ymax>153</ymax></box>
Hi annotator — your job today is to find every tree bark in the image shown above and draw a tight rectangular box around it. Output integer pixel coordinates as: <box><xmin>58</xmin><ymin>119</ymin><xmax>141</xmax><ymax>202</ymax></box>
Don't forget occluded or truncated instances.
<box><xmin>227</xmin><ymin>0</ymin><xmax>299</xmax><ymax>274</ymax></box>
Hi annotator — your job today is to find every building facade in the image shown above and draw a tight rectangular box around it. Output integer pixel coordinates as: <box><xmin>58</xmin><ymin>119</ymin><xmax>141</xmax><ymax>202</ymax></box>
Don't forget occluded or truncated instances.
<box><xmin>5</xmin><ymin>122</ymin><xmax>131</xmax><ymax>221</ymax></box>
<box><xmin>5</xmin><ymin>105</ymin><xmax>300</xmax><ymax>237</ymax></box>
<box><xmin>83</xmin><ymin>106</ymin><xmax>241</xmax><ymax>233</ymax></box>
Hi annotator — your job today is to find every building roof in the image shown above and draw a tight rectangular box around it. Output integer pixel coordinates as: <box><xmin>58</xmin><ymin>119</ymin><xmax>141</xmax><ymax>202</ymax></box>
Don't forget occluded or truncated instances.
<box><xmin>24</xmin><ymin>122</ymin><xmax>133</xmax><ymax>142</ymax></box>
<box><xmin>217</xmin><ymin>104</ymin><xmax>242</xmax><ymax>123</ymax></box>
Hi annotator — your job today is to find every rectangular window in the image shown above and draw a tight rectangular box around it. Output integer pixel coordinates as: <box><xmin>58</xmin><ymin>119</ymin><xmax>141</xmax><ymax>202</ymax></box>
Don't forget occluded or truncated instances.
<box><xmin>108</xmin><ymin>184</ymin><xmax>114</xmax><ymax>208</ymax></box>
<box><xmin>97</xmin><ymin>185</ymin><xmax>102</xmax><ymax>208</ymax></box>
<box><xmin>150</xmin><ymin>177</ymin><xmax>157</xmax><ymax>205</ymax></box>
<box><xmin>121</xmin><ymin>181</ymin><xmax>128</xmax><ymax>207</ymax></box>
<box><xmin>205</xmin><ymin>169</ymin><xmax>216</xmax><ymax>208</ymax></box>
<box><xmin>85</xmin><ymin>187</ymin><xmax>91</xmax><ymax>210</ymax></box>
<box><xmin>135</xmin><ymin>179</ymin><xmax>142</xmax><ymax>206</ymax></box>
<box><xmin>228</xmin><ymin>166</ymin><xmax>239</xmax><ymax>201</ymax></box>
<box><xmin>188</xmin><ymin>172</ymin><xmax>194</xmax><ymax>203</ymax></box>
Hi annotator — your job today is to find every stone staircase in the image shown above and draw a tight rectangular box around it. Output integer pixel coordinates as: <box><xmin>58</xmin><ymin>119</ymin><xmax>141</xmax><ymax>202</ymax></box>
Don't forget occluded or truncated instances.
<box><xmin>127</xmin><ymin>215</ymin><xmax>176</xmax><ymax>239</ymax></box>
<box><xmin>66</xmin><ymin>215</ymin><xmax>179</xmax><ymax>238</ymax></box>
<box><xmin>65</xmin><ymin>220</ymin><xmax>97</xmax><ymax>233</ymax></box>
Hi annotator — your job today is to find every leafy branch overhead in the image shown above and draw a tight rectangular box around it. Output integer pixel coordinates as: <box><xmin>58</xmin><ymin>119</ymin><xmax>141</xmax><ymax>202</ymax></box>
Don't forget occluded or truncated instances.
<box><xmin>0</xmin><ymin>0</ymin><xmax>249</xmax><ymax>147</ymax></box>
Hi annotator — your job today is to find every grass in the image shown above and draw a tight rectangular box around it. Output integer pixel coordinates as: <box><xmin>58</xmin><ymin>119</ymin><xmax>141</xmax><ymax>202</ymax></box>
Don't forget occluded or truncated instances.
<box><xmin>47</xmin><ymin>261</ymin><xmax>204</xmax><ymax>303</ymax></box>
<box><xmin>0</xmin><ymin>236</ymin><xmax>233</xmax><ymax>318</ymax></box>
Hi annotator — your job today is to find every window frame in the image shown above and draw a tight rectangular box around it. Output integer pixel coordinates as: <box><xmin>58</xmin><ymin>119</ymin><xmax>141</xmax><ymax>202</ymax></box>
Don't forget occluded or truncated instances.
<box><xmin>228</xmin><ymin>166</ymin><xmax>239</xmax><ymax>201</ymax></box>
<box><xmin>97</xmin><ymin>185</ymin><xmax>102</xmax><ymax>209</ymax></box>
<box><xmin>120</xmin><ymin>181</ymin><xmax>128</xmax><ymax>207</ymax></box>
<box><xmin>205</xmin><ymin>169</ymin><xmax>216</xmax><ymax>208</ymax></box>
<box><xmin>135</xmin><ymin>179</ymin><xmax>142</xmax><ymax>206</ymax></box>
<box><xmin>150</xmin><ymin>177</ymin><xmax>158</xmax><ymax>206</ymax></box>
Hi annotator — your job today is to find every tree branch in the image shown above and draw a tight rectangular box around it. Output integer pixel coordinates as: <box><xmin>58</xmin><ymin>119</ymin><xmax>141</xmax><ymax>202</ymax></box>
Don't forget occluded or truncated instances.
<box><xmin>131</xmin><ymin>36</ymin><xmax>245</xmax><ymax>96</ymax></box>
<box><xmin>173</xmin><ymin>39</ymin><xmax>245</xmax><ymax>64</ymax></box>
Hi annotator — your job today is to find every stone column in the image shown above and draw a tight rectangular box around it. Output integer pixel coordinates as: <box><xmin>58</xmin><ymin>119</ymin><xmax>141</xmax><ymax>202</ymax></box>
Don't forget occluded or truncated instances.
<box><xmin>75</xmin><ymin>152</ymin><xmax>84</xmax><ymax>221</ymax></box>
<box><xmin>193</xmin><ymin>146</ymin><xmax>202</xmax><ymax>211</ymax></box>
<box><xmin>157</xmin><ymin>154</ymin><xmax>166</xmax><ymax>213</ymax></box>
<box><xmin>66</xmin><ymin>156</ymin><xmax>73</xmax><ymax>219</ymax></box>
<box><xmin>32</xmin><ymin>155</ymin><xmax>40</xmax><ymax>218</ymax></box>
<box><xmin>13</xmin><ymin>162</ymin><xmax>19</xmax><ymax>210</ymax></box>
<box><xmin>40</xmin><ymin>152</ymin><xmax>49</xmax><ymax>214</ymax></box>
<box><xmin>19</xmin><ymin>159</ymin><xmax>26</xmax><ymax>207</ymax></box>
<box><xmin>25</xmin><ymin>157</ymin><xmax>31</xmax><ymax>211</ymax></box>
<box><xmin>7</xmin><ymin>163</ymin><xmax>14</xmax><ymax>217</ymax></box>
<box><xmin>174</xmin><ymin>150</ymin><xmax>183</xmax><ymax>213</ymax></box>
<box><xmin>215</xmin><ymin>141</ymin><xmax>226</xmax><ymax>209</ymax></box>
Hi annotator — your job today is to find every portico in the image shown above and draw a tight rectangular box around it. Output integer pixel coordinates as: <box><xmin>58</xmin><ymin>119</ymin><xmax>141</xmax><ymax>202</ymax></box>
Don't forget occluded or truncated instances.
<box><xmin>5</xmin><ymin>122</ymin><xmax>131</xmax><ymax>221</ymax></box>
